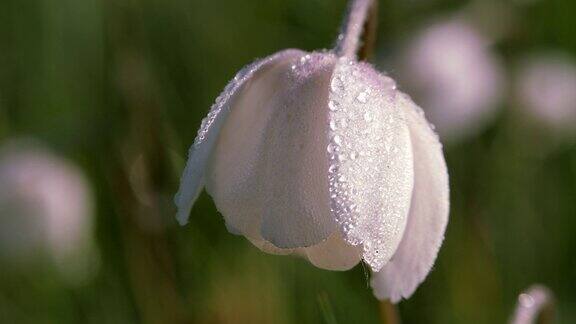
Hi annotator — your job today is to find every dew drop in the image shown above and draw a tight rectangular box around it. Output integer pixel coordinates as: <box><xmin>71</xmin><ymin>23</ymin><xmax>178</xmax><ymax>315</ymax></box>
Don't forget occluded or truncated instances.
<box><xmin>350</xmin><ymin>151</ymin><xmax>358</xmax><ymax>160</ymax></box>
<box><xmin>328</xmin><ymin>164</ymin><xmax>337</xmax><ymax>173</ymax></box>
<box><xmin>384</xmin><ymin>142</ymin><xmax>391</xmax><ymax>152</ymax></box>
<box><xmin>331</xmin><ymin>77</ymin><xmax>345</xmax><ymax>93</ymax></box>
<box><xmin>363</xmin><ymin>111</ymin><xmax>373</xmax><ymax>122</ymax></box>
<box><xmin>329</xmin><ymin>120</ymin><xmax>337</xmax><ymax>131</ymax></box>
<box><xmin>519</xmin><ymin>294</ymin><xmax>535</xmax><ymax>308</ymax></box>
<box><xmin>328</xmin><ymin>100</ymin><xmax>340</xmax><ymax>111</ymax></box>
<box><xmin>327</xmin><ymin>143</ymin><xmax>336</xmax><ymax>154</ymax></box>
<box><xmin>356</xmin><ymin>91</ymin><xmax>368</xmax><ymax>103</ymax></box>
<box><xmin>333</xmin><ymin>135</ymin><xmax>343</xmax><ymax>146</ymax></box>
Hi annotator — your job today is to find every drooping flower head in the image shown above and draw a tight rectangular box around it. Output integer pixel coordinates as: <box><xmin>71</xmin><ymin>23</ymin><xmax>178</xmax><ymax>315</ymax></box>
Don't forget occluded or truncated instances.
<box><xmin>175</xmin><ymin>0</ymin><xmax>449</xmax><ymax>302</ymax></box>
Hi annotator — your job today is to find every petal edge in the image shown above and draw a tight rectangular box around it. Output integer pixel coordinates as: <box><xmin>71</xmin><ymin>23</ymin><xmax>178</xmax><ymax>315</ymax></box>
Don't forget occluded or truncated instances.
<box><xmin>174</xmin><ymin>49</ymin><xmax>304</xmax><ymax>225</ymax></box>
<box><xmin>371</xmin><ymin>94</ymin><xmax>450</xmax><ymax>302</ymax></box>
<box><xmin>327</xmin><ymin>58</ymin><xmax>414</xmax><ymax>271</ymax></box>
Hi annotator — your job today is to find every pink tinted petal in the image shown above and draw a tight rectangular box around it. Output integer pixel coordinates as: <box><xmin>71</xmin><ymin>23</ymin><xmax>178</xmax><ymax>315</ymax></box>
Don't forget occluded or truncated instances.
<box><xmin>174</xmin><ymin>49</ymin><xmax>303</xmax><ymax>226</ymax></box>
<box><xmin>206</xmin><ymin>52</ymin><xmax>340</xmax><ymax>248</ymax></box>
<box><xmin>327</xmin><ymin>58</ymin><xmax>414</xmax><ymax>272</ymax></box>
<box><xmin>245</xmin><ymin>236</ymin><xmax>295</xmax><ymax>256</ymax></box>
<box><xmin>304</xmin><ymin>232</ymin><xmax>362</xmax><ymax>271</ymax></box>
<box><xmin>371</xmin><ymin>94</ymin><xmax>449</xmax><ymax>302</ymax></box>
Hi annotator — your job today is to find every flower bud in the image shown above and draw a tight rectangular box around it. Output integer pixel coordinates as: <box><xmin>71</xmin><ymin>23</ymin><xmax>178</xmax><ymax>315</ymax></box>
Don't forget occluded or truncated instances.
<box><xmin>175</xmin><ymin>0</ymin><xmax>449</xmax><ymax>302</ymax></box>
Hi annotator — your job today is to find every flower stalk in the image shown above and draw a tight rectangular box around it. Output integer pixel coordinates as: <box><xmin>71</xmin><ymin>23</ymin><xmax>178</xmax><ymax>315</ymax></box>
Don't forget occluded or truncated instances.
<box><xmin>335</xmin><ymin>0</ymin><xmax>379</xmax><ymax>60</ymax></box>
<box><xmin>380</xmin><ymin>300</ymin><xmax>401</xmax><ymax>324</ymax></box>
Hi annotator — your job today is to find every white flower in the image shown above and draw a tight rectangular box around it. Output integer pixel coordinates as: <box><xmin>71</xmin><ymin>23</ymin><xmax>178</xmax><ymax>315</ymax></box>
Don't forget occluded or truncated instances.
<box><xmin>175</xmin><ymin>0</ymin><xmax>449</xmax><ymax>302</ymax></box>
<box><xmin>0</xmin><ymin>139</ymin><xmax>98</xmax><ymax>284</ymax></box>
<box><xmin>516</xmin><ymin>52</ymin><xmax>576</xmax><ymax>131</ymax></box>
<box><xmin>399</xmin><ymin>19</ymin><xmax>504</xmax><ymax>141</ymax></box>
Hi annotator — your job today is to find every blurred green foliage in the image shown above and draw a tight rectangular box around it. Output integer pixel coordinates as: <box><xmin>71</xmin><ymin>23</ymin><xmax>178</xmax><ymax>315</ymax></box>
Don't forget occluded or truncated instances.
<box><xmin>0</xmin><ymin>0</ymin><xmax>575</xmax><ymax>323</ymax></box>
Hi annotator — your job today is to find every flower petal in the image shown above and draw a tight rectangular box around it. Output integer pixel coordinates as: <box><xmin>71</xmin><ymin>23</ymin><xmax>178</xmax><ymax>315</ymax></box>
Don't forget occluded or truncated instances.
<box><xmin>371</xmin><ymin>94</ymin><xmax>450</xmax><ymax>303</ymax></box>
<box><xmin>174</xmin><ymin>49</ymin><xmax>303</xmax><ymax>225</ymax></box>
<box><xmin>304</xmin><ymin>232</ymin><xmax>362</xmax><ymax>271</ymax></box>
<box><xmin>206</xmin><ymin>52</ymin><xmax>340</xmax><ymax>248</ymax></box>
<box><xmin>245</xmin><ymin>237</ymin><xmax>295</xmax><ymax>256</ymax></box>
<box><xmin>327</xmin><ymin>58</ymin><xmax>414</xmax><ymax>272</ymax></box>
<box><xmin>206</xmin><ymin>56</ymin><xmax>300</xmax><ymax>241</ymax></box>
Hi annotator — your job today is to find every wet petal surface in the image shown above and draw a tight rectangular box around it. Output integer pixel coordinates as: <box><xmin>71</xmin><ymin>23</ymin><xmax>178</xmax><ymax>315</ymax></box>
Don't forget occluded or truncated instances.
<box><xmin>174</xmin><ymin>49</ymin><xmax>304</xmax><ymax>225</ymax></box>
<box><xmin>327</xmin><ymin>58</ymin><xmax>414</xmax><ymax>272</ymax></box>
<box><xmin>206</xmin><ymin>52</ymin><xmax>340</xmax><ymax>248</ymax></box>
<box><xmin>371</xmin><ymin>94</ymin><xmax>449</xmax><ymax>302</ymax></box>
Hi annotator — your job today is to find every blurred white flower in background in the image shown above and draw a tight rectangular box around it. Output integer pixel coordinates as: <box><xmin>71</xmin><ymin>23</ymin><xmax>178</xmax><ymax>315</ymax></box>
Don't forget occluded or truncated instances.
<box><xmin>0</xmin><ymin>139</ymin><xmax>99</xmax><ymax>284</ymax></box>
<box><xmin>397</xmin><ymin>19</ymin><xmax>505</xmax><ymax>142</ymax></box>
<box><xmin>516</xmin><ymin>52</ymin><xmax>576</xmax><ymax>132</ymax></box>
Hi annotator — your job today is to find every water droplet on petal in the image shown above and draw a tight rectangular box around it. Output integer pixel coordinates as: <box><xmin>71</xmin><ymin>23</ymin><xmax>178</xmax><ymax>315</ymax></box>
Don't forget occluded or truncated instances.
<box><xmin>333</xmin><ymin>135</ymin><xmax>343</xmax><ymax>146</ymax></box>
<box><xmin>519</xmin><ymin>294</ymin><xmax>535</xmax><ymax>308</ymax></box>
<box><xmin>363</xmin><ymin>112</ymin><xmax>373</xmax><ymax>122</ymax></box>
<box><xmin>331</xmin><ymin>77</ymin><xmax>345</xmax><ymax>93</ymax></box>
<box><xmin>329</xmin><ymin>120</ymin><xmax>337</xmax><ymax>131</ymax></box>
<box><xmin>328</xmin><ymin>164</ymin><xmax>337</xmax><ymax>173</ymax></box>
<box><xmin>384</xmin><ymin>142</ymin><xmax>391</xmax><ymax>152</ymax></box>
<box><xmin>328</xmin><ymin>100</ymin><xmax>340</xmax><ymax>111</ymax></box>
<box><xmin>327</xmin><ymin>143</ymin><xmax>336</xmax><ymax>154</ymax></box>
<box><xmin>357</xmin><ymin>91</ymin><xmax>369</xmax><ymax>103</ymax></box>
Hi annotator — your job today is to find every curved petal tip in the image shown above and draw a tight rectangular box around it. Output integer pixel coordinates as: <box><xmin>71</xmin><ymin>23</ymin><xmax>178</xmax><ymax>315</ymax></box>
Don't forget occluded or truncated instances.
<box><xmin>371</xmin><ymin>93</ymin><xmax>449</xmax><ymax>302</ymax></box>
<box><xmin>174</xmin><ymin>49</ymin><xmax>304</xmax><ymax>226</ymax></box>
<box><xmin>327</xmin><ymin>58</ymin><xmax>414</xmax><ymax>272</ymax></box>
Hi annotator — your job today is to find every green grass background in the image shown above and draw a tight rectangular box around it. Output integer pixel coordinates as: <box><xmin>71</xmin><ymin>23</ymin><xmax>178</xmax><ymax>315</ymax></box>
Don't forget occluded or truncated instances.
<box><xmin>0</xmin><ymin>0</ymin><xmax>575</xmax><ymax>323</ymax></box>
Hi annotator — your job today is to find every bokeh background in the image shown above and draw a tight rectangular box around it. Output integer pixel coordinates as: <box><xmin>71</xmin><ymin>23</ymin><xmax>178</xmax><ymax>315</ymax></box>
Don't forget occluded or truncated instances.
<box><xmin>1</xmin><ymin>0</ymin><xmax>575</xmax><ymax>323</ymax></box>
